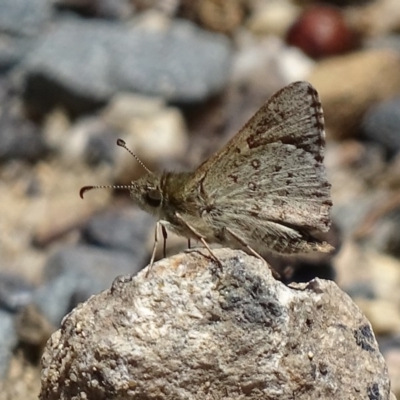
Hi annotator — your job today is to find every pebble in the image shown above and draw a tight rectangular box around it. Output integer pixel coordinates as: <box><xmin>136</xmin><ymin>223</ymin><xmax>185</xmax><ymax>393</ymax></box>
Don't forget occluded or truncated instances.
<box><xmin>368</xmin><ymin>252</ymin><xmax>400</xmax><ymax>306</ymax></box>
<box><xmin>332</xmin><ymin>190</ymin><xmax>385</xmax><ymax>238</ymax></box>
<box><xmin>246</xmin><ymin>0</ymin><xmax>300</xmax><ymax>37</ymax></box>
<box><xmin>84</xmin><ymin>128</ymin><xmax>119</xmax><ymax>166</ymax></box>
<box><xmin>356</xmin><ymin>298</ymin><xmax>400</xmax><ymax>336</ymax></box>
<box><xmin>366</xmin><ymin>34</ymin><xmax>400</xmax><ymax>55</ymax></box>
<box><xmin>334</xmin><ymin>241</ymin><xmax>399</xmax><ymax>292</ymax></box>
<box><xmin>54</xmin><ymin>115</ymin><xmax>119</xmax><ymax>167</ymax></box>
<box><xmin>14</xmin><ymin>304</ymin><xmax>54</xmax><ymax>352</ymax></box>
<box><xmin>0</xmin><ymin>0</ymin><xmax>51</xmax><ymax>37</ymax></box>
<box><xmin>383</xmin><ymin>347</ymin><xmax>400</xmax><ymax>399</ymax></box>
<box><xmin>343</xmin><ymin>281</ymin><xmax>376</xmax><ymax>300</ymax></box>
<box><xmin>365</xmin><ymin>210</ymin><xmax>400</xmax><ymax>258</ymax></box>
<box><xmin>0</xmin><ymin>37</ymin><xmax>33</xmax><ymax>73</ymax></box>
<box><xmin>287</xmin><ymin>5</ymin><xmax>357</xmax><ymax>59</ymax></box>
<box><xmin>22</xmin><ymin>16</ymin><xmax>232</xmax><ymax>114</ymax></box>
<box><xmin>383</xmin><ymin>154</ymin><xmax>400</xmax><ymax>188</ymax></box>
<box><xmin>0</xmin><ymin>310</ymin><xmax>17</xmax><ymax>379</ymax></box>
<box><xmin>34</xmin><ymin>245</ymin><xmax>144</xmax><ymax>326</ymax></box>
<box><xmin>54</xmin><ymin>0</ymin><xmax>134</xmax><ymax>20</ymax></box>
<box><xmin>177</xmin><ymin>0</ymin><xmax>242</xmax><ymax>34</ymax></box>
<box><xmin>0</xmin><ymin>272</ymin><xmax>34</xmax><ymax>313</ymax></box>
<box><xmin>0</xmin><ymin>105</ymin><xmax>48</xmax><ymax>163</ymax></box>
<box><xmin>111</xmin><ymin>15</ymin><xmax>232</xmax><ymax>101</ymax></box>
<box><xmin>132</xmin><ymin>0</ymin><xmax>180</xmax><ymax>16</ymax></box>
<box><xmin>179</xmin><ymin>0</ymin><xmax>244</xmax><ymax>34</ymax></box>
<box><xmin>347</xmin><ymin>0</ymin><xmax>400</xmax><ymax>37</ymax></box>
<box><xmin>308</xmin><ymin>49</ymin><xmax>400</xmax><ymax>139</ymax></box>
<box><xmin>228</xmin><ymin>37</ymin><xmax>308</xmax><ymax>131</ymax></box>
<box><xmin>102</xmin><ymin>94</ymin><xmax>188</xmax><ymax>184</ymax></box>
<box><xmin>326</xmin><ymin>141</ymin><xmax>388</xmax><ymax>238</ymax></box>
<box><xmin>81</xmin><ymin>207</ymin><xmax>154</xmax><ymax>257</ymax></box>
<box><xmin>362</xmin><ymin>96</ymin><xmax>400</xmax><ymax>157</ymax></box>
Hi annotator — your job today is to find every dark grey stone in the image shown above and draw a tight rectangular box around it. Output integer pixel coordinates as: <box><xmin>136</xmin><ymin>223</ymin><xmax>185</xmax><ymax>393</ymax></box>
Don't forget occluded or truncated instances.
<box><xmin>366</xmin><ymin>209</ymin><xmax>400</xmax><ymax>258</ymax></box>
<box><xmin>332</xmin><ymin>194</ymin><xmax>380</xmax><ymax>237</ymax></box>
<box><xmin>0</xmin><ymin>272</ymin><xmax>34</xmax><ymax>313</ymax></box>
<box><xmin>110</xmin><ymin>19</ymin><xmax>232</xmax><ymax>102</ymax></box>
<box><xmin>0</xmin><ymin>310</ymin><xmax>17</xmax><ymax>379</ymax></box>
<box><xmin>377</xmin><ymin>334</ymin><xmax>400</xmax><ymax>355</ymax></box>
<box><xmin>34</xmin><ymin>245</ymin><xmax>144</xmax><ymax>325</ymax></box>
<box><xmin>84</xmin><ymin>128</ymin><xmax>119</xmax><ymax>166</ymax></box>
<box><xmin>366</xmin><ymin>35</ymin><xmax>400</xmax><ymax>55</ymax></box>
<box><xmin>0</xmin><ymin>0</ymin><xmax>51</xmax><ymax>37</ymax></box>
<box><xmin>343</xmin><ymin>281</ymin><xmax>376</xmax><ymax>300</ymax></box>
<box><xmin>22</xmin><ymin>18</ymin><xmax>232</xmax><ymax>114</ymax></box>
<box><xmin>362</xmin><ymin>96</ymin><xmax>400</xmax><ymax>157</ymax></box>
<box><xmin>0</xmin><ymin>104</ymin><xmax>48</xmax><ymax>162</ymax></box>
<box><xmin>55</xmin><ymin>0</ymin><xmax>134</xmax><ymax>20</ymax></box>
<box><xmin>0</xmin><ymin>36</ymin><xmax>33</xmax><ymax>72</ymax></box>
<box><xmin>81</xmin><ymin>208</ymin><xmax>154</xmax><ymax>257</ymax></box>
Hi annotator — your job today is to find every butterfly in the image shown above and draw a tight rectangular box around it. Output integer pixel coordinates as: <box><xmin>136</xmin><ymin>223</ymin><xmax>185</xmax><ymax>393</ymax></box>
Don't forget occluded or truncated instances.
<box><xmin>80</xmin><ymin>81</ymin><xmax>333</xmax><ymax>272</ymax></box>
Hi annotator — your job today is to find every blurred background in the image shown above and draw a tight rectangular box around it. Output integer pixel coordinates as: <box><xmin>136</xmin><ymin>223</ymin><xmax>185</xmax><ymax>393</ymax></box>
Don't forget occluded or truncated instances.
<box><xmin>0</xmin><ymin>0</ymin><xmax>400</xmax><ymax>398</ymax></box>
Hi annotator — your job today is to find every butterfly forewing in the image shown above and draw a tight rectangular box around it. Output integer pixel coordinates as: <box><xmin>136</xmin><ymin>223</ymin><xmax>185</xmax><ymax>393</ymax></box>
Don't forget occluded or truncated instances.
<box><xmin>195</xmin><ymin>81</ymin><xmax>331</xmax><ymax>234</ymax></box>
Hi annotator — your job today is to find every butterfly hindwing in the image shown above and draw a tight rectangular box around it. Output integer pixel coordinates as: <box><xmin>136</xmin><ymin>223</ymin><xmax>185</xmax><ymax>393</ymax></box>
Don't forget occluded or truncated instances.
<box><xmin>197</xmin><ymin>81</ymin><xmax>332</xmax><ymax>235</ymax></box>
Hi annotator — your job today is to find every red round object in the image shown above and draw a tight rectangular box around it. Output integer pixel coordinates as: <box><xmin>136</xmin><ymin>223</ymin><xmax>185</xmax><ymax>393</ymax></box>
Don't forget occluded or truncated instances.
<box><xmin>286</xmin><ymin>5</ymin><xmax>356</xmax><ymax>59</ymax></box>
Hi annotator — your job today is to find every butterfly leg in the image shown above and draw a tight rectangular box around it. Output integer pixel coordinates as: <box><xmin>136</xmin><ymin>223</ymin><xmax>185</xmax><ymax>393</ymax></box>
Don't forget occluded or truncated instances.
<box><xmin>147</xmin><ymin>221</ymin><xmax>160</xmax><ymax>276</ymax></box>
<box><xmin>161</xmin><ymin>224</ymin><xmax>168</xmax><ymax>258</ymax></box>
<box><xmin>146</xmin><ymin>221</ymin><xmax>166</xmax><ymax>277</ymax></box>
<box><xmin>175</xmin><ymin>213</ymin><xmax>223</xmax><ymax>269</ymax></box>
<box><xmin>224</xmin><ymin>227</ymin><xmax>280</xmax><ymax>279</ymax></box>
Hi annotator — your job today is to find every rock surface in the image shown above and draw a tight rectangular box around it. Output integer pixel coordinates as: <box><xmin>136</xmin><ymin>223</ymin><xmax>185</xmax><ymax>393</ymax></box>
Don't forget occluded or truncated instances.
<box><xmin>40</xmin><ymin>248</ymin><xmax>391</xmax><ymax>400</ymax></box>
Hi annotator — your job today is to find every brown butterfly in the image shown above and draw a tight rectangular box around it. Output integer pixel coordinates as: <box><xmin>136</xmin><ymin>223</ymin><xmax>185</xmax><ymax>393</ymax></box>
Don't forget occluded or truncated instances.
<box><xmin>80</xmin><ymin>81</ymin><xmax>333</xmax><ymax>272</ymax></box>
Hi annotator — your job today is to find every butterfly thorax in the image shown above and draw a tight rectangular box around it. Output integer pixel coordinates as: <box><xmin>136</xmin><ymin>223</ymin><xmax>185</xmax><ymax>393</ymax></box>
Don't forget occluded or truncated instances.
<box><xmin>129</xmin><ymin>171</ymin><xmax>216</xmax><ymax>239</ymax></box>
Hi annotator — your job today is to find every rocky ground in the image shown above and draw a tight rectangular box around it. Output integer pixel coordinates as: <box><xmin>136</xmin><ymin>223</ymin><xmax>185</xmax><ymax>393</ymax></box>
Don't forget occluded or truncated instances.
<box><xmin>0</xmin><ymin>0</ymin><xmax>400</xmax><ymax>398</ymax></box>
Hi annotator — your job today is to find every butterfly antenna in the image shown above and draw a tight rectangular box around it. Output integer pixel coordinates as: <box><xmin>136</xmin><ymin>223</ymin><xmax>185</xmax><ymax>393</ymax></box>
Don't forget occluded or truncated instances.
<box><xmin>79</xmin><ymin>184</ymin><xmax>134</xmax><ymax>199</ymax></box>
<box><xmin>116</xmin><ymin>138</ymin><xmax>153</xmax><ymax>175</ymax></box>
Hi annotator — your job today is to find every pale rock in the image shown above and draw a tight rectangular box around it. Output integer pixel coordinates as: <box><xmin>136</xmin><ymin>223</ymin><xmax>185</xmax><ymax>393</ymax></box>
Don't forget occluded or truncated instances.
<box><xmin>102</xmin><ymin>94</ymin><xmax>188</xmax><ymax>184</ymax></box>
<box><xmin>347</xmin><ymin>0</ymin><xmax>400</xmax><ymax>37</ymax></box>
<box><xmin>308</xmin><ymin>50</ymin><xmax>400</xmax><ymax>140</ymax></box>
<box><xmin>102</xmin><ymin>93</ymin><xmax>165</xmax><ymax>129</ymax></box>
<box><xmin>385</xmin><ymin>349</ymin><xmax>400</xmax><ymax>399</ymax></box>
<box><xmin>334</xmin><ymin>245</ymin><xmax>400</xmax><ymax>311</ymax></box>
<box><xmin>246</xmin><ymin>0</ymin><xmax>300</xmax><ymax>37</ymax></box>
<box><xmin>278</xmin><ymin>45</ymin><xmax>315</xmax><ymax>84</ymax></box>
<box><xmin>232</xmin><ymin>36</ymin><xmax>314</xmax><ymax>86</ymax></box>
<box><xmin>368</xmin><ymin>252</ymin><xmax>400</xmax><ymax>304</ymax></box>
<box><xmin>56</xmin><ymin>117</ymin><xmax>109</xmax><ymax>167</ymax></box>
<box><xmin>333</xmin><ymin>241</ymin><xmax>370</xmax><ymax>289</ymax></box>
<box><xmin>42</xmin><ymin>108</ymin><xmax>71</xmax><ymax>154</ymax></box>
<box><xmin>229</xmin><ymin>35</ymin><xmax>313</xmax><ymax>120</ymax></box>
<box><xmin>230</xmin><ymin>36</ymin><xmax>284</xmax><ymax>91</ymax></box>
<box><xmin>355</xmin><ymin>299</ymin><xmax>400</xmax><ymax>336</ymax></box>
<box><xmin>40</xmin><ymin>248</ymin><xmax>391</xmax><ymax>400</ymax></box>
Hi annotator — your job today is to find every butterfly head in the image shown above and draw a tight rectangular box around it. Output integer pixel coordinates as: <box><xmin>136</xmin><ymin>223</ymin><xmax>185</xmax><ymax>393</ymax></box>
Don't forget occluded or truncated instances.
<box><xmin>79</xmin><ymin>138</ymin><xmax>165</xmax><ymax>217</ymax></box>
<box><xmin>128</xmin><ymin>174</ymin><xmax>164</xmax><ymax>216</ymax></box>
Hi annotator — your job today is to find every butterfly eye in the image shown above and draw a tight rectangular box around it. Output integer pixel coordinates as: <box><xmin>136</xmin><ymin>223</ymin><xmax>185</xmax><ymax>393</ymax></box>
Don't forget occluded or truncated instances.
<box><xmin>145</xmin><ymin>189</ymin><xmax>162</xmax><ymax>207</ymax></box>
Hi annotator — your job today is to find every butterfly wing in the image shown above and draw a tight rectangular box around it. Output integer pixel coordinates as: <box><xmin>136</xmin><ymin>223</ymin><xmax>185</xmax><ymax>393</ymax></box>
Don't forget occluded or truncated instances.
<box><xmin>194</xmin><ymin>81</ymin><xmax>332</xmax><ymax>251</ymax></box>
